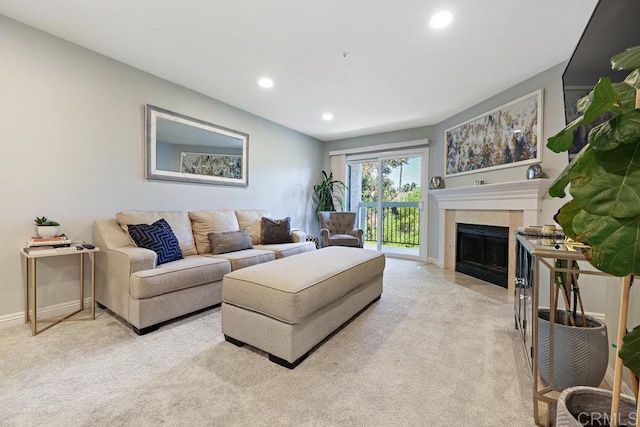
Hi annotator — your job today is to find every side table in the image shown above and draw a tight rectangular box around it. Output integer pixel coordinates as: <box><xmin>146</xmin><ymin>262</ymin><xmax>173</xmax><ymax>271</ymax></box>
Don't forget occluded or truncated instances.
<box><xmin>21</xmin><ymin>247</ymin><xmax>100</xmax><ymax>335</ymax></box>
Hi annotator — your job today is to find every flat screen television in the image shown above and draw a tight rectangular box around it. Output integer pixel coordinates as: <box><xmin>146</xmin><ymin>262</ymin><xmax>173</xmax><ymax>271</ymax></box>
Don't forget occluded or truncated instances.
<box><xmin>562</xmin><ymin>0</ymin><xmax>640</xmax><ymax>158</ymax></box>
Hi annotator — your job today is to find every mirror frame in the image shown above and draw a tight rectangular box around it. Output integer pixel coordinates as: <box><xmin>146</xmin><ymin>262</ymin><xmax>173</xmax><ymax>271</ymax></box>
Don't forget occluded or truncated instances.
<box><xmin>145</xmin><ymin>104</ymin><xmax>249</xmax><ymax>186</ymax></box>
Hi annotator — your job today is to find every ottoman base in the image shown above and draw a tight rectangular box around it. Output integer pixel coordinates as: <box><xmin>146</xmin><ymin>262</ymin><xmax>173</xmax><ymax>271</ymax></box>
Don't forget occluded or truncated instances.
<box><xmin>222</xmin><ymin>274</ymin><xmax>382</xmax><ymax>368</ymax></box>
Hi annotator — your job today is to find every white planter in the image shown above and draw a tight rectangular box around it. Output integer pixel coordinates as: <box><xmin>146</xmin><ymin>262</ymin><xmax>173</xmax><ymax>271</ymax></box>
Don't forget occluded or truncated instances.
<box><xmin>556</xmin><ymin>386</ymin><xmax>636</xmax><ymax>427</ymax></box>
<box><xmin>37</xmin><ymin>226</ymin><xmax>59</xmax><ymax>238</ymax></box>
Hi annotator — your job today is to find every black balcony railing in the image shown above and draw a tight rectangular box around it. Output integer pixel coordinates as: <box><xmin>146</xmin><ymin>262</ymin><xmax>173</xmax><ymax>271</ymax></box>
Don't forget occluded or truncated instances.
<box><xmin>358</xmin><ymin>202</ymin><xmax>420</xmax><ymax>247</ymax></box>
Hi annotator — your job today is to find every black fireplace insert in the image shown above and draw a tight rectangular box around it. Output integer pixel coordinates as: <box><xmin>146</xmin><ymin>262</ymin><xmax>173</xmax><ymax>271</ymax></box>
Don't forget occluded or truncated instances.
<box><xmin>456</xmin><ymin>223</ymin><xmax>509</xmax><ymax>288</ymax></box>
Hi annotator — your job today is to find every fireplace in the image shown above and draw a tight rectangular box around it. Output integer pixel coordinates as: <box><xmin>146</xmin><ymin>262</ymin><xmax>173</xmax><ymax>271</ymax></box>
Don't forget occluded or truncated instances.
<box><xmin>456</xmin><ymin>223</ymin><xmax>509</xmax><ymax>288</ymax></box>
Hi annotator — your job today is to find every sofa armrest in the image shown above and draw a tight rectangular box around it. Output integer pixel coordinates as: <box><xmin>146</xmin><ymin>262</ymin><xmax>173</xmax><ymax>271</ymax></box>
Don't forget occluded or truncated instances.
<box><xmin>112</xmin><ymin>246</ymin><xmax>157</xmax><ymax>272</ymax></box>
<box><xmin>291</xmin><ymin>229</ymin><xmax>307</xmax><ymax>243</ymax></box>
<box><xmin>94</xmin><ymin>218</ymin><xmax>158</xmax><ymax>323</ymax></box>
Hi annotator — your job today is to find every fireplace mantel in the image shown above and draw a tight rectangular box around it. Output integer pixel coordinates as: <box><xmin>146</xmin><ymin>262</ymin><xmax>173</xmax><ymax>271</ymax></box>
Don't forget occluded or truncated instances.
<box><xmin>428</xmin><ymin>179</ymin><xmax>550</xmax><ymax>211</ymax></box>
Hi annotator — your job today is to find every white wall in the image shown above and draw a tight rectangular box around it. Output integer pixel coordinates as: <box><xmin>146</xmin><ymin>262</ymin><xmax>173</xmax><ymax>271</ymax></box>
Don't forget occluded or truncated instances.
<box><xmin>0</xmin><ymin>16</ymin><xmax>323</xmax><ymax>322</ymax></box>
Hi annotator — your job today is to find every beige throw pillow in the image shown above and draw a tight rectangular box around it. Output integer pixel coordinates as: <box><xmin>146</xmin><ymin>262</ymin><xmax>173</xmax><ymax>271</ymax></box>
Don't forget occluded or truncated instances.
<box><xmin>235</xmin><ymin>210</ymin><xmax>270</xmax><ymax>244</ymax></box>
<box><xmin>189</xmin><ymin>209</ymin><xmax>240</xmax><ymax>254</ymax></box>
<box><xmin>116</xmin><ymin>210</ymin><xmax>197</xmax><ymax>256</ymax></box>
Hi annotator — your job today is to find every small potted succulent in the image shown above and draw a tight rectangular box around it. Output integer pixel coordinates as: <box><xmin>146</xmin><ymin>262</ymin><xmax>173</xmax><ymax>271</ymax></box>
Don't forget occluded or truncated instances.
<box><xmin>34</xmin><ymin>216</ymin><xmax>60</xmax><ymax>238</ymax></box>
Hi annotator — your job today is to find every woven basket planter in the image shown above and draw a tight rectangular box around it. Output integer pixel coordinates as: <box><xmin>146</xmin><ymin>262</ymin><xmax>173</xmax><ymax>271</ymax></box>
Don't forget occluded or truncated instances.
<box><xmin>538</xmin><ymin>309</ymin><xmax>608</xmax><ymax>389</ymax></box>
<box><xmin>556</xmin><ymin>386</ymin><xmax>636</xmax><ymax>427</ymax></box>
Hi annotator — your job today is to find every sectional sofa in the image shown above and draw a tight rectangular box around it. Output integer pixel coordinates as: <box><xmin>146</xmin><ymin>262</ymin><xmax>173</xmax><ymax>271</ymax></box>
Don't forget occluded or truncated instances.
<box><xmin>94</xmin><ymin>209</ymin><xmax>315</xmax><ymax>334</ymax></box>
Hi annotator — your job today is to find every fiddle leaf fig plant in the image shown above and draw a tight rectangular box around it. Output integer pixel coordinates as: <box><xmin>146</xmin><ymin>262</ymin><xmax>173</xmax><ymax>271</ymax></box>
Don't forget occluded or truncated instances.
<box><xmin>547</xmin><ymin>45</ymin><xmax>640</xmax><ymax>376</ymax></box>
<box><xmin>548</xmin><ymin>45</ymin><xmax>640</xmax><ymax>277</ymax></box>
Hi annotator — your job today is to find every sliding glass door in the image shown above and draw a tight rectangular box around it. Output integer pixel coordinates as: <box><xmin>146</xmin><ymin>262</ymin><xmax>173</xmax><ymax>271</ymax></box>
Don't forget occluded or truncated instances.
<box><xmin>347</xmin><ymin>152</ymin><xmax>425</xmax><ymax>259</ymax></box>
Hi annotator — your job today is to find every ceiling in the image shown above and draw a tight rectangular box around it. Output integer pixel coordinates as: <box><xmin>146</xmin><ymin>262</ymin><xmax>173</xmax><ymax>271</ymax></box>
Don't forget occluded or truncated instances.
<box><xmin>0</xmin><ymin>0</ymin><xmax>599</xmax><ymax>141</ymax></box>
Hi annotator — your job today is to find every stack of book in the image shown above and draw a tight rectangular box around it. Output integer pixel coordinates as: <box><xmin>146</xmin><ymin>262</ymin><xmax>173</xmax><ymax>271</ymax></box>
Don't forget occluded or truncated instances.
<box><xmin>23</xmin><ymin>234</ymin><xmax>76</xmax><ymax>254</ymax></box>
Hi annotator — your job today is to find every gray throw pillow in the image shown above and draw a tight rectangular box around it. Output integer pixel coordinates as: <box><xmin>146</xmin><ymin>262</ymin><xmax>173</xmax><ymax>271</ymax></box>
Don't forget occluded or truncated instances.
<box><xmin>261</xmin><ymin>217</ymin><xmax>292</xmax><ymax>244</ymax></box>
<box><xmin>207</xmin><ymin>229</ymin><xmax>253</xmax><ymax>254</ymax></box>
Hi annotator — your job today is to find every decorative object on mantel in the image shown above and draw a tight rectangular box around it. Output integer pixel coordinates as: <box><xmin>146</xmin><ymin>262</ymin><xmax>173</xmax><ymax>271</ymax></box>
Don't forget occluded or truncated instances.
<box><xmin>34</xmin><ymin>216</ymin><xmax>60</xmax><ymax>238</ymax></box>
<box><xmin>546</xmin><ymin>45</ymin><xmax>640</xmax><ymax>426</ymax></box>
<box><xmin>472</xmin><ymin>180</ymin><xmax>484</xmax><ymax>186</ymax></box>
<box><xmin>526</xmin><ymin>163</ymin><xmax>543</xmax><ymax>179</ymax></box>
<box><xmin>445</xmin><ymin>89</ymin><xmax>543</xmax><ymax>177</ymax></box>
<box><xmin>429</xmin><ymin>176</ymin><xmax>444</xmax><ymax>190</ymax></box>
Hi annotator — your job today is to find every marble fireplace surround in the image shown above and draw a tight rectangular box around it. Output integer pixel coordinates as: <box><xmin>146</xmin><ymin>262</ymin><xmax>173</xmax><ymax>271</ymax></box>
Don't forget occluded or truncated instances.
<box><xmin>429</xmin><ymin>179</ymin><xmax>549</xmax><ymax>293</ymax></box>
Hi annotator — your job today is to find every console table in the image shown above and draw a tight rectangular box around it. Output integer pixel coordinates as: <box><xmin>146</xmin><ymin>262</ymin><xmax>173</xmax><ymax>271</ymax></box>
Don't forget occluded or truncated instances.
<box><xmin>21</xmin><ymin>247</ymin><xmax>99</xmax><ymax>335</ymax></box>
<box><xmin>514</xmin><ymin>232</ymin><xmax>613</xmax><ymax>426</ymax></box>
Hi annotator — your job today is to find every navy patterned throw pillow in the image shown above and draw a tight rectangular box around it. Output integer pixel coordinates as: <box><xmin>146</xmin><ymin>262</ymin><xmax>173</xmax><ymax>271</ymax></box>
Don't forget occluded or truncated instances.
<box><xmin>127</xmin><ymin>218</ymin><xmax>183</xmax><ymax>265</ymax></box>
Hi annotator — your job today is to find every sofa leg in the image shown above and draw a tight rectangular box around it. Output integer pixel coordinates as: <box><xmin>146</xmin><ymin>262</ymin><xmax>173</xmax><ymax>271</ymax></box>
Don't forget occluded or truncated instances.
<box><xmin>133</xmin><ymin>324</ymin><xmax>160</xmax><ymax>335</ymax></box>
<box><xmin>268</xmin><ymin>352</ymin><xmax>309</xmax><ymax>369</ymax></box>
<box><xmin>224</xmin><ymin>335</ymin><xmax>245</xmax><ymax>347</ymax></box>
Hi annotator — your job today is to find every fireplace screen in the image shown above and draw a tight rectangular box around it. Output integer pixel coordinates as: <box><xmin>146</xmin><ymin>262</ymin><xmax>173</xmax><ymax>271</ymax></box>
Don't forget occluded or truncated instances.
<box><xmin>456</xmin><ymin>223</ymin><xmax>509</xmax><ymax>288</ymax></box>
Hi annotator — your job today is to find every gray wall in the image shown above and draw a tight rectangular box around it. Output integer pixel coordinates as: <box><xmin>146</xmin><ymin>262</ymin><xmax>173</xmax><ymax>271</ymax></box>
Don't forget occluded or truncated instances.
<box><xmin>0</xmin><ymin>15</ymin><xmax>323</xmax><ymax>321</ymax></box>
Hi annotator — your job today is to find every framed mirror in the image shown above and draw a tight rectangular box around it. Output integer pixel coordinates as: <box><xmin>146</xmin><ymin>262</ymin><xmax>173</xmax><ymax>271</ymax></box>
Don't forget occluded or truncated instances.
<box><xmin>145</xmin><ymin>105</ymin><xmax>249</xmax><ymax>186</ymax></box>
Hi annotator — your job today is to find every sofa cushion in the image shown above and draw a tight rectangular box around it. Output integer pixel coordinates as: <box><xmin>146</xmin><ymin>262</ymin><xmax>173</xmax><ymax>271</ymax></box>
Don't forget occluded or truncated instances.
<box><xmin>189</xmin><ymin>209</ymin><xmax>240</xmax><ymax>254</ymax></box>
<box><xmin>130</xmin><ymin>256</ymin><xmax>231</xmax><ymax>299</ymax></box>
<box><xmin>253</xmin><ymin>242</ymin><xmax>316</xmax><ymax>259</ymax></box>
<box><xmin>235</xmin><ymin>210</ymin><xmax>270</xmax><ymax>244</ymax></box>
<box><xmin>261</xmin><ymin>217</ymin><xmax>292</xmax><ymax>244</ymax></box>
<box><xmin>116</xmin><ymin>210</ymin><xmax>197</xmax><ymax>257</ymax></box>
<box><xmin>206</xmin><ymin>249</ymin><xmax>275</xmax><ymax>271</ymax></box>
<box><xmin>208</xmin><ymin>230</ymin><xmax>253</xmax><ymax>255</ymax></box>
<box><xmin>127</xmin><ymin>219</ymin><xmax>183</xmax><ymax>265</ymax></box>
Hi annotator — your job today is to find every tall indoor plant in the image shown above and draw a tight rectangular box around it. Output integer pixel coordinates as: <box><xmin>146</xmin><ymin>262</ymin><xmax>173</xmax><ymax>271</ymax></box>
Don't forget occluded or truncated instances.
<box><xmin>547</xmin><ymin>45</ymin><xmax>640</xmax><ymax>425</ymax></box>
<box><xmin>312</xmin><ymin>170</ymin><xmax>348</xmax><ymax>212</ymax></box>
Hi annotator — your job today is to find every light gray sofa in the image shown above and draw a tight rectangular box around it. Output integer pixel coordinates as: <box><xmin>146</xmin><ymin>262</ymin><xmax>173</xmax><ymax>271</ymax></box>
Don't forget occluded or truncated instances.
<box><xmin>94</xmin><ymin>209</ymin><xmax>315</xmax><ymax>334</ymax></box>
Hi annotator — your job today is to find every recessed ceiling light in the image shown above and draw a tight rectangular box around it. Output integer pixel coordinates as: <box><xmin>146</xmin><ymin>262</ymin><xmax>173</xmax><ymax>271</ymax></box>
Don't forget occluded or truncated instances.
<box><xmin>430</xmin><ymin>11</ymin><xmax>453</xmax><ymax>29</ymax></box>
<box><xmin>322</xmin><ymin>113</ymin><xmax>334</xmax><ymax>121</ymax></box>
<box><xmin>258</xmin><ymin>78</ymin><xmax>274</xmax><ymax>89</ymax></box>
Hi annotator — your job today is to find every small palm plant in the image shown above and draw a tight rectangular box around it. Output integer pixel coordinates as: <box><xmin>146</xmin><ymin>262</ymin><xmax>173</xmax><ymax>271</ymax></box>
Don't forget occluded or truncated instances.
<box><xmin>34</xmin><ymin>216</ymin><xmax>60</xmax><ymax>226</ymax></box>
<box><xmin>312</xmin><ymin>171</ymin><xmax>348</xmax><ymax>212</ymax></box>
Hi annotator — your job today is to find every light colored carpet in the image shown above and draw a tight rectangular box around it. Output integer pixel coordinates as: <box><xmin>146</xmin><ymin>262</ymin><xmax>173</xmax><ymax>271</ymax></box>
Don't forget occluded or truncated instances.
<box><xmin>0</xmin><ymin>258</ymin><xmax>534</xmax><ymax>426</ymax></box>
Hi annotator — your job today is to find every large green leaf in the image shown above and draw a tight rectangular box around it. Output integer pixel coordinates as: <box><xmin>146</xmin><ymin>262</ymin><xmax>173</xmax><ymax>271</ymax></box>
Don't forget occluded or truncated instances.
<box><xmin>619</xmin><ymin>325</ymin><xmax>640</xmax><ymax>377</ymax></box>
<box><xmin>572</xmin><ymin>210</ymin><xmax>640</xmax><ymax>276</ymax></box>
<box><xmin>611</xmin><ymin>45</ymin><xmax>640</xmax><ymax>71</ymax></box>
<box><xmin>589</xmin><ymin>110</ymin><xmax>640</xmax><ymax>151</ymax></box>
<box><xmin>569</xmin><ymin>143</ymin><xmax>640</xmax><ymax>218</ymax></box>
<box><xmin>547</xmin><ymin>78</ymin><xmax>618</xmax><ymax>154</ymax></box>
<box><xmin>625</xmin><ymin>69</ymin><xmax>640</xmax><ymax>89</ymax></box>
<box><xmin>547</xmin><ymin>116</ymin><xmax>584</xmax><ymax>153</ymax></box>
<box><xmin>548</xmin><ymin>143</ymin><xmax>590</xmax><ymax>198</ymax></box>
<box><xmin>612</xmin><ymin>81</ymin><xmax>638</xmax><ymax>111</ymax></box>
<box><xmin>554</xmin><ymin>200</ymin><xmax>582</xmax><ymax>240</ymax></box>
<box><xmin>582</xmin><ymin>78</ymin><xmax>618</xmax><ymax>123</ymax></box>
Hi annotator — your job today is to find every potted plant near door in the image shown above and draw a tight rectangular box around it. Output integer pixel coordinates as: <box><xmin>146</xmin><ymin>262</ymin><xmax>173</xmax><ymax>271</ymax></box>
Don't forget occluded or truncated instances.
<box><xmin>312</xmin><ymin>170</ymin><xmax>348</xmax><ymax>213</ymax></box>
<box><xmin>546</xmin><ymin>45</ymin><xmax>640</xmax><ymax>426</ymax></box>
<box><xmin>34</xmin><ymin>216</ymin><xmax>60</xmax><ymax>238</ymax></box>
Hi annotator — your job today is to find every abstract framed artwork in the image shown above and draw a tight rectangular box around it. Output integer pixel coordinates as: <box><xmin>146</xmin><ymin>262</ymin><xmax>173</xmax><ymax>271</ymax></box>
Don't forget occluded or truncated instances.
<box><xmin>180</xmin><ymin>152</ymin><xmax>242</xmax><ymax>179</ymax></box>
<box><xmin>445</xmin><ymin>89</ymin><xmax>543</xmax><ymax>176</ymax></box>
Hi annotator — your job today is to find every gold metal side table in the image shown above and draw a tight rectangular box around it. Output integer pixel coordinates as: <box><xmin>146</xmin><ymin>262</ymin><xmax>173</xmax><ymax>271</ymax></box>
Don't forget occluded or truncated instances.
<box><xmin>21</xmin><ymin>246</ymin><xmax>99</xmax><ymax>336</ymax></box>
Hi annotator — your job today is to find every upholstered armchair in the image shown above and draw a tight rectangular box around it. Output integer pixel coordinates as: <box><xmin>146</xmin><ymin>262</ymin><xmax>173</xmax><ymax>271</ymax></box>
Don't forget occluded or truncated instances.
<box><xmin>317</xmin><ymin>211</ymin><xmax>364</xmax><ymax>248</ymax></box>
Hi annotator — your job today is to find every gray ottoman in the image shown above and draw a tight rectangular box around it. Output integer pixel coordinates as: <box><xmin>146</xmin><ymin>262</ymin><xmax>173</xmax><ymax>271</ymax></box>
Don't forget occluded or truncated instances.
<box><xmin>222</xmin><ymin>246</ymin><xmax>385</xmax><ymax>368</ymax></box>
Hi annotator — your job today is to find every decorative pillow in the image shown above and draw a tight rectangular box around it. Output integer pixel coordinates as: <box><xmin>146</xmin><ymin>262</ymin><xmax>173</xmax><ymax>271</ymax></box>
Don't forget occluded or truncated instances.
<box><xmin>261</xmin><ymin>217</ymin><xmax>292</xmax><ymax>244</ymax></box>
<box><xmin>127</xmin><ymin>219</ymin><xmax>184</xmax><ymax>265</ymax></box>
<box><xmin>208</xmin><ymin>229</ymin><xmax>253</xmax><ymax>255</ymax></box>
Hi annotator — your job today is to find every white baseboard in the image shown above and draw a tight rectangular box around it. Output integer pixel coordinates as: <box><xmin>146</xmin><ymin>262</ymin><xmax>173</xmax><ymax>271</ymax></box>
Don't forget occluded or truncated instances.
<box><xmin>427</xmin><ymin>257</ymin><xmax>444</xmax><ymax>268</ymax></box>
<box><xmin>0</xmin><ymin>297</ymin><xmax>93</xmax><ymax>330</ymax></box>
